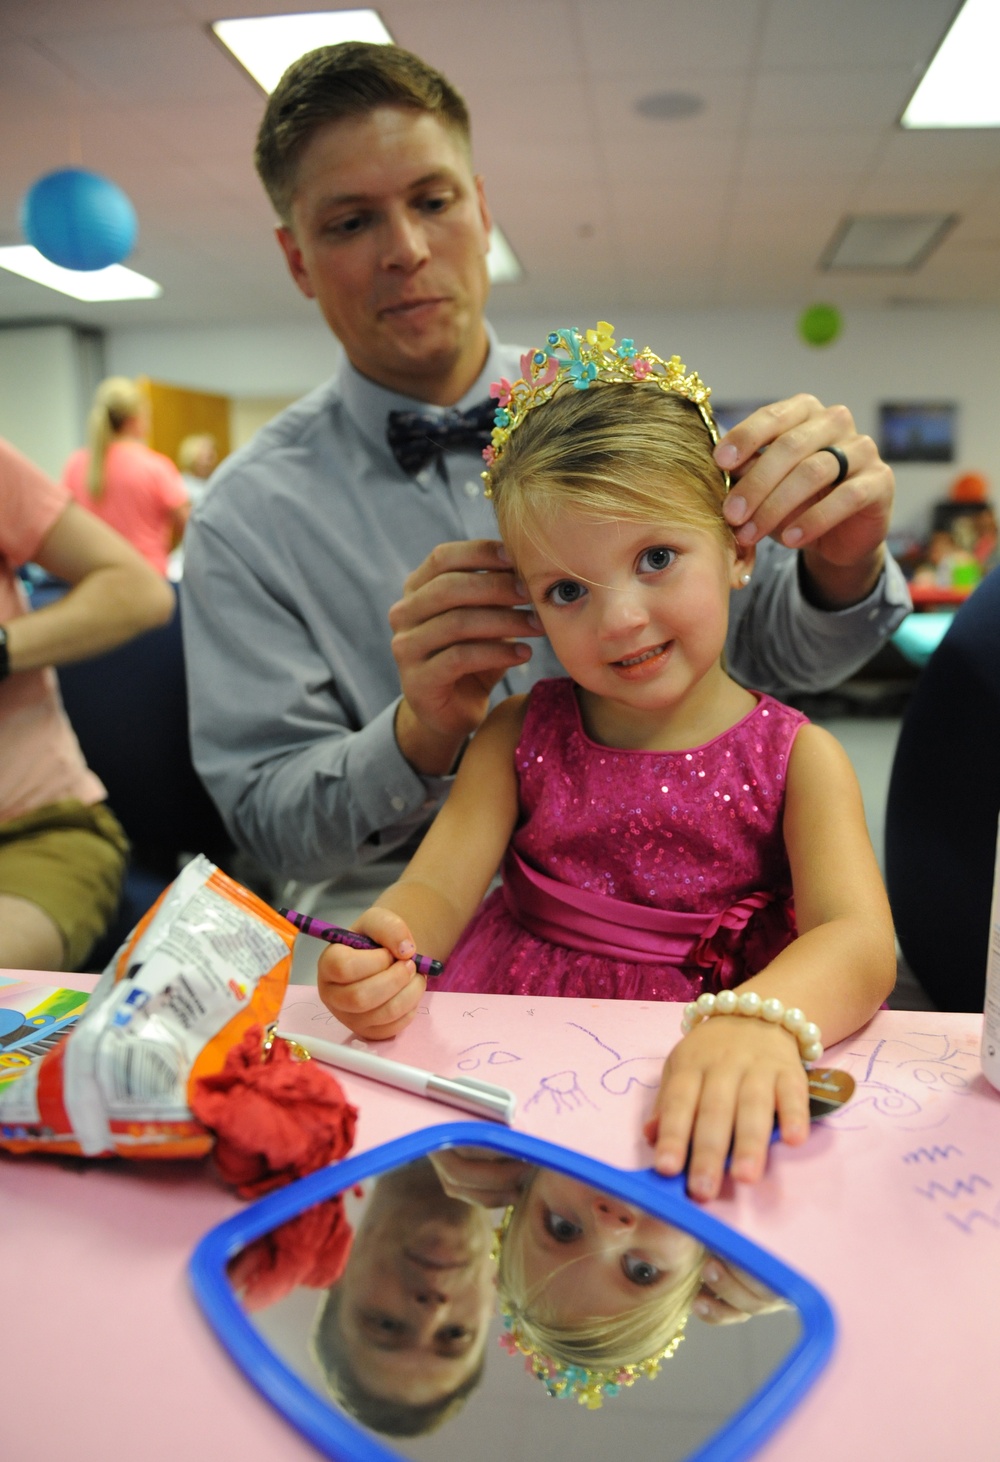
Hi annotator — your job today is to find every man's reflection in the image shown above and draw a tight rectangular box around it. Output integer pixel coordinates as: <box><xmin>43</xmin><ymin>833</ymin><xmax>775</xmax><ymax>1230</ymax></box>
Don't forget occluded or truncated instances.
<box><xmin>311</xmin><ymin>1157</ymin><xmax>495</xmax><ymax>1437</ymax></box>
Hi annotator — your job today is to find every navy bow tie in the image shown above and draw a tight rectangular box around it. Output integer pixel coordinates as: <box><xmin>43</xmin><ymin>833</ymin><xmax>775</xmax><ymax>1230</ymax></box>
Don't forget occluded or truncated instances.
<box><xmin>386</xmin><ymin>399</ymin><xmax>496</xmax><ymax>476</ymax></box>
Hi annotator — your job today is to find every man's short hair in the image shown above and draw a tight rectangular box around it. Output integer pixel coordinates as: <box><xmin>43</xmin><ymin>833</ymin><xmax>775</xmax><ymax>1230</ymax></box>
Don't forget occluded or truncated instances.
<box><xmin>255</xmin><ymin>41</ymin><xmax>472</xmax><ymax>223</ymax></box>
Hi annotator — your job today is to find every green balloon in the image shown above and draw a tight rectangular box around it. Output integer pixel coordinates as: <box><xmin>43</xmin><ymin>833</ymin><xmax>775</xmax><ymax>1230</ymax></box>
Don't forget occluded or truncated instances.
<box><xmin>798</xmin><ymin>303</ymin><xmax>842</xmax><ymax>347</ymax></box>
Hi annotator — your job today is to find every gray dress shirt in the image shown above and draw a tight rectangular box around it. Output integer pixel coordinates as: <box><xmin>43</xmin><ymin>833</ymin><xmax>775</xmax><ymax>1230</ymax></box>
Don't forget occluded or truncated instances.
<box><xmin>181</xmin><ymin>326</ymin><xmax>910</xmax><ymax>884</ymax></box>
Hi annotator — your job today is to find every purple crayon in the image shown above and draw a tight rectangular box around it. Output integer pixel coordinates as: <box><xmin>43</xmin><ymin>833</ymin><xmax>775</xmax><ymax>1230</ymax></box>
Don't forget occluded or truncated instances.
<box><xmin>278</xmin><ymin>907</ymin><xmax>444</xmax><ymax>978</ymax></box>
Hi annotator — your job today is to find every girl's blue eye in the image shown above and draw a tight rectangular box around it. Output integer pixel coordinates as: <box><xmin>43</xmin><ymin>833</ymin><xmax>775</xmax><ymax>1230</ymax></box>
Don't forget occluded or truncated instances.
<box><xmin>548</xmin><ymin>580</ymin><xmax>587</xmax><ymax>606</ymax></box>
<box><xmin>638</xmin><ymin>546</ymin><xmax>676</xmax><ymax>574</ymax></box>
<box><xmin>545</xmin><ymin>1209</ymin><xmax>583</xmax><ymax>1243</ymax></box>
<box><xmin>622</xmin><ymin>1254</ymin><xmax>662</xmax><ymax>1287</ymax></box>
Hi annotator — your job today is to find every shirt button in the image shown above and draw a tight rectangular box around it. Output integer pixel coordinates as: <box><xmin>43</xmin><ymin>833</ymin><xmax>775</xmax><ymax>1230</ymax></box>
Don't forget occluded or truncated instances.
<box><xmin>464</xmin><ymin>480</ymin><xmax>480</xmax><ymax>498</ymax></box>
<box><xmin>390</xmin><ymin>795</ymin><xmax>406</xmax><ymax>812</ymax></box>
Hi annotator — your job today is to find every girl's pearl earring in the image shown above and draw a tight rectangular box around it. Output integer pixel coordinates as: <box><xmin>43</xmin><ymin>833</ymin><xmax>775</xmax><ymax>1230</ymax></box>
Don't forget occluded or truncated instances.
<box><xmin>739</xmin><ymin>572</ymin><xmax>752</xmax><ymax>586</ymax></box>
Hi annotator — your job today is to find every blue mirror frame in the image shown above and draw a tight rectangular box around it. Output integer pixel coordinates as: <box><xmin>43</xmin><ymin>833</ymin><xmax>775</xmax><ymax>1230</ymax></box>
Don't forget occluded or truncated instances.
<box><xmin>190</xmin><ymin>1123</ymin><xmax>835</xmax><ymax>1462</ymax></box>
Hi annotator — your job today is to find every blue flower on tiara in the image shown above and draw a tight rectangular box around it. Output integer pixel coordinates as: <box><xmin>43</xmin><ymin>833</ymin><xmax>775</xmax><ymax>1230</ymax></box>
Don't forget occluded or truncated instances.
<box><xmin>617</xmin><ymin>339</ymin><xmax>637</xmax><ymax>360</ymax></box>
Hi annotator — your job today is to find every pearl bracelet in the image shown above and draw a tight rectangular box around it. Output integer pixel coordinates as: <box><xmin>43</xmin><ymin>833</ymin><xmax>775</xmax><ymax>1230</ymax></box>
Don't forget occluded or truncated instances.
<box><xmin>680</xmin><ymin>990</ymin><xmax>824</xmax><ymax>1065</ymax></box>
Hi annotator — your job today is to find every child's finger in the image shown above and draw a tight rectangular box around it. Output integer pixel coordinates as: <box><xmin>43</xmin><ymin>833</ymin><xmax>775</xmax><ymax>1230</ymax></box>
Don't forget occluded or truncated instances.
<box><xmin>317</xmin><ymin>947</ymin><xmax>417</xmax><ymax>1023</ymax></box>
<box><xmin>347</xmin><ymin>969</ymin><xmax>426</xmax><ymax>1039</ymax></box>
<box><xmin>728</xmin><ymin>1074</ymin><xmax>780</xmax><ymax>1184</ymax></box>
<box><xmin>775</xmin><ymin>1065</ymin><xmax>811</xmax><ymax>1146</ymax></box>
<box><xmin>354</xmin><ymin>906</ymin><xmax>419</xmax><ymax>963</ymax></box>
<box><xmin>650</xmin><ymin>1068</ymin><xmax>703</xmax><ymax>1176</ymax></box>
<box><xmin>686</xmin><ymin>1070</ymin><xmax>741</xmax><ymax>1201</ymax></box>
<box><xmin>317</xmin><ymin>942</ymin><xmax>393</xmax><ymax>990</ymax></box>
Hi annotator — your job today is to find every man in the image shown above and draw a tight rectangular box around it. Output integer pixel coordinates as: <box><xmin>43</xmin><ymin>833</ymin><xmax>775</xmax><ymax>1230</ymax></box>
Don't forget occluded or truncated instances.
<box><xmin>181</xmin><ymin>42</ymin><xmax>909</xmax><ymax>920</ymax></box>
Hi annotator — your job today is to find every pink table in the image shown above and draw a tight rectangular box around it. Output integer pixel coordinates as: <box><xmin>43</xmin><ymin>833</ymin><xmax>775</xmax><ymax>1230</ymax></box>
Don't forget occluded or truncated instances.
<box><xmin>3</xmin><ymin>975</ymin><xmax>997</xmax><ymax>1460</ymax></box>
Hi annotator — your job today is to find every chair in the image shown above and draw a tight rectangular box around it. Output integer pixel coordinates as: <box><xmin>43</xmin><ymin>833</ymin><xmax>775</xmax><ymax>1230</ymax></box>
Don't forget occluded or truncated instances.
<box><xmin>885</xmin><ymin>567</ymin><xmax>1000</xmax><ymax>1011</ymax></box>
<box><xmin>54</xmin><ymin>590</ymin><xmax>236</xmax><ymax>969</ymax></box>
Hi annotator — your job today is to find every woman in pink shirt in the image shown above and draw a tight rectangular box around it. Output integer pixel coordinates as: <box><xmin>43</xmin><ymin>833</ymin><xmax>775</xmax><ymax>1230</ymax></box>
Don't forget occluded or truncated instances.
<box><xmin>63</xmin><ymin>377</ymin><xmax>191</xmax><ymax>576</ymax></box>
<box><xmin>0</xmin><ymin>438</ymin><xmax>173</xmax><ymax>970</ymax></box>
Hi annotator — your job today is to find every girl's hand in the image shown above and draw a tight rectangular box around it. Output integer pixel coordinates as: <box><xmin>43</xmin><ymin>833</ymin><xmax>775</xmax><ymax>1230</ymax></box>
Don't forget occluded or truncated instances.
<box><xmin>644</xmin><ymin>1016</ymin><xmax>811</xmax><ymax>1201</ymax></box>
<box><xmin>316</xmin><ymin>907</ymin><xmax>425</xmax><ymax>1040</ymax></box>
<box><xmin>693</xmin><ymin>1256</ymin><xmax>791</xmax><ymax>1326</ymax></box>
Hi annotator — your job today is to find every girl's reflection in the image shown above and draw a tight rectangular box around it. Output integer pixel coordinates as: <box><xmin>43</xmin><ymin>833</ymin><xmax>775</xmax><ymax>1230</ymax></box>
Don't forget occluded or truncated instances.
<box><xmin>502</xmin><ymin>1168</ymin><xmax>704</xmax><ymax>1372</ymax></box>
<box><xmin>429</xmin><ymin>1147</ymin><xmax>788</xmax><ymax>1407</ymax></box>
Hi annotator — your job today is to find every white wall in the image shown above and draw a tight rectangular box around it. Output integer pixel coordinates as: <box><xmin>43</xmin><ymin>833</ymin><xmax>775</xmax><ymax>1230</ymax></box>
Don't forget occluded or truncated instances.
<box><xmin>0</xmin><ymin>323</ymin><xmax>100</xmax><ymax>479</ymax></box>
<box><xmin>108</xmin><ymin>302</ymin><xmax>1000</xmax><ymax>539</ymax></box>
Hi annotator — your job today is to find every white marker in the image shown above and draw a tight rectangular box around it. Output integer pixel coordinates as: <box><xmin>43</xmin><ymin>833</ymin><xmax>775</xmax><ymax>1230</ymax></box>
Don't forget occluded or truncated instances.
<box><xmin>276</xmin><ymin>1030</ymin><xmax>516</xmax><ymax>1125</ymax></box>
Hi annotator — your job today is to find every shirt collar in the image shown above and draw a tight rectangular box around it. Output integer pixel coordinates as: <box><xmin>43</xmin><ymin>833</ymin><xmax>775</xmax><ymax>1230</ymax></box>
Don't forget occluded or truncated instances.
<box><xmin>335</xmin><ymin>323</ymin><xmax>507</xmax><ymax>464</ymax></box>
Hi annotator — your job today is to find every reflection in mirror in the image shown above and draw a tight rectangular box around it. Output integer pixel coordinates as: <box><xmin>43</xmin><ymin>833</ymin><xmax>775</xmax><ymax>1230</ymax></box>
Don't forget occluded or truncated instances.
<box><xmin>229</xmin><ymin>1146</ymin><xmax>804</xmax><ymax>1461</ymax></box>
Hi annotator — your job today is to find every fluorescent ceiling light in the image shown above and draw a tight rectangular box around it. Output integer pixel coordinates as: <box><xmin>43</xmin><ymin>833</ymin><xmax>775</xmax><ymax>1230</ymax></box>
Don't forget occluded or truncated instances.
<box><xmin>820</xmin><ymin>214</ymin><xmax>957</xmax><ymax>272</ymax></box>
<box><xmin>487</xmin><ymin>226</ymin><xmax>523</xmax><ymax>285</ymax></box>
<box><xmin>0</xmin><ymin>246</ymin><xmax>162</xmax><ymax>301</ymax></box>
<box><xmin>213</xmin><ymin>10</ymin><xmax>393</xmax><ymax>94</ymax></box>
<box><xmin>902</xmin><ymin>0</ymin><xmax>1000</xmax><ymax>128</ymax></box>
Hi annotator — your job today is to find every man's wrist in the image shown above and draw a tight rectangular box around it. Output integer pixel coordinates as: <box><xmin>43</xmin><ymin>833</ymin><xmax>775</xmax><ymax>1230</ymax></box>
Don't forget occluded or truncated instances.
<box><xmin>394</xmin><ymin>699</ymin><xmax>467</xmax><ymax>778</ymax></box>
<box><xmin>798</xmin><ymin>545</ymin><xmax>886</xmax><ymax>611</ymax></box>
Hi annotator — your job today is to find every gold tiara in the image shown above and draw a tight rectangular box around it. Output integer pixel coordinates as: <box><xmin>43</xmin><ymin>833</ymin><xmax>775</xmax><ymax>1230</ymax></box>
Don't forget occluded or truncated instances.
<box><xmin>498</xmin><ymin>1300</ymin><xmax>687</xmax><ymax>1409</ymax></box>
<box><xmin>482</xmin><ymin>320</ymin><xmax>722</xmax><ymax>492</ymax></box>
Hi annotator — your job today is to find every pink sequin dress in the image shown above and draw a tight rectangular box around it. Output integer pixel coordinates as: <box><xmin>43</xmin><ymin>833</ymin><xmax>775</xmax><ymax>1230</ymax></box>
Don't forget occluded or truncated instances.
<box><xmin>439</xmin><ymin>678</ymin><xmax>808</xmax><ymax>1001</ymax></box>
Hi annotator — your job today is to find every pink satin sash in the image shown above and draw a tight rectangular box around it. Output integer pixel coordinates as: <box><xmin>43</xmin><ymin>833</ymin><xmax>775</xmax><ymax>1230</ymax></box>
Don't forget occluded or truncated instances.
<box><xmin>502</xmin><ymin>848</ymin><xmax>774</xmax><ymax>970</ymax></box>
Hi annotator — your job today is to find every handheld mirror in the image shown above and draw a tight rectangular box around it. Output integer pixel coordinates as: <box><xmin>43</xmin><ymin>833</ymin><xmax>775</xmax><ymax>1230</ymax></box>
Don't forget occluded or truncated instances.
<box><xmin>190</xmin><ymin>1125</ymin><xmax>834</xmax><ymax>1462</ymax></box>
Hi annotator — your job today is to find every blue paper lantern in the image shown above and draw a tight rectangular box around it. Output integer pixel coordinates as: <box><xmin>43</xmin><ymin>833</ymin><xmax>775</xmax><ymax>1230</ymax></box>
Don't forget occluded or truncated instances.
<box><xmin>20</xmin><ymin>168</ymin><xmax>137</xmax><ymax>272</ymax></box>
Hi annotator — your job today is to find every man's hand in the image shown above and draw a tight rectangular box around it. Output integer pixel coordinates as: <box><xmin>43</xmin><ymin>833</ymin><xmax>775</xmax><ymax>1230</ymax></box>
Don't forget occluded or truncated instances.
<box><xmin>389</xmin><ymin>538</ymin><xmax>543</xmax><ymax>774</ymax></box>
<box><xmin>718</xmin><ymin>396</ymin><xmax>893</xmax><ymax>609</ymax></box>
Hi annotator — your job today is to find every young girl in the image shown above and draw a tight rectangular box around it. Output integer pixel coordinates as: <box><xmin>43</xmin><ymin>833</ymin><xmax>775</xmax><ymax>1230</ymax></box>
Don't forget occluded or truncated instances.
<box><xmin>319</xmin><ymin>323</ymin><xmax>896</xmax><ymax>1201</ymax></box>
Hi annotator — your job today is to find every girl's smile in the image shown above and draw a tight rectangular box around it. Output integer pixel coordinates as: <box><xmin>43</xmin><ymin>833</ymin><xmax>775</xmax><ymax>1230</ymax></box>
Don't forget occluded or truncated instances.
<box><xmin>610</xmin><ymin>639</ymin><xmax>673</xmax><ymax>677</ymax></box>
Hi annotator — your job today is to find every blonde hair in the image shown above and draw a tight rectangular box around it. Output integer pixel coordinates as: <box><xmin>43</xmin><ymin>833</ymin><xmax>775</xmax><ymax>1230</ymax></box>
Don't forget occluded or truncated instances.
<box><xmin>177</xmin><ymin>433</ymin><xmax>217</xmax><ymax>475</ymax></box>
<box><xmin>488</xmin><ymin>382</ymin><xmax>731</xmax><ymax>564</ymax></box>
<box><xmin>86</xmin><ymin>376</ymin><xmax>145</xmax><ymax>499</ymax></box>
<box><xmin>497</xmin><ymin>1185</ymin><xmax>704</xmax><ymax>1373</ymax></box>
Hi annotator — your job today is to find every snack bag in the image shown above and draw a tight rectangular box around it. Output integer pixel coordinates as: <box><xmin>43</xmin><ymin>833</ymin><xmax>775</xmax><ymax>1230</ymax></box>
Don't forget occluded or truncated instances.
<box><xmin>0</xmin><ymin>856</ymin><xmax>294</xmax><ymax>1160</ymax></box>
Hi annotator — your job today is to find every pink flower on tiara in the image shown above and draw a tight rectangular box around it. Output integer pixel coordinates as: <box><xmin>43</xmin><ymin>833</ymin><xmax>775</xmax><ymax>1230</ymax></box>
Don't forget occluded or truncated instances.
<box><xmin>520</xmin><ymin>350</ymin><xmax>559</xmax><ymax>388</ymax></box>
<box><xmin>482</xmin><ymin>445</ymin><xmax>496</xmax><ymax>466</ymax></box>
<box><xmin>490</xmin><ymin>377</ymin><xmax>513</xmax><ymax>406</ymax></box>
<box><xmin>633</xmin><ymin>358</ymin><xmax>652</xmax><ymax>380</ymax></box>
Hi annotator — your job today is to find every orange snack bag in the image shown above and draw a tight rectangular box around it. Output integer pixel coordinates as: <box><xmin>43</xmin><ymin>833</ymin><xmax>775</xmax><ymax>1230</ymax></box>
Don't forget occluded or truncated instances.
<box><xmin>0</xmin><ymin>856</ymin><xmax>294</xmax><ymax>1160</ymax></box>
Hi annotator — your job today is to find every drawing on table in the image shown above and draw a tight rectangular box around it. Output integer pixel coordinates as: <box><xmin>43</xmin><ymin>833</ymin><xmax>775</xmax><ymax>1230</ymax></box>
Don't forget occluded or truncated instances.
<box><xmin>915</xmin><ymin>1175</ymin><xmax>992</xmax><ymax>1202</ymax></box>
<box><xmin>601</xmin><ymin>1055</ymin><xmax>664</xmax><ymax>1095</ymax></box>
<box><xmin>820</xmin><ymin>1029</ymin><xmax>982</xmax><ymax>1131</ymax></box>
<box><xmin>944</xmin><ymin>1203</ymin><xmax>1000</xmax><ymax>1236</ymax></box>
<box><xmin>524</xmin><ymin>1069</ymin><xmax>597</xmax><ymax>1116</ymax></box>
<box><xmin>902</xmin><ymin>1145</ymin><xmax>963</xmax><ymax>1164</ymax></box>
<box><xmin>456</xmin><ymin>1040</ymin><xmax>521</xmax><ymax>1070</ymax></box>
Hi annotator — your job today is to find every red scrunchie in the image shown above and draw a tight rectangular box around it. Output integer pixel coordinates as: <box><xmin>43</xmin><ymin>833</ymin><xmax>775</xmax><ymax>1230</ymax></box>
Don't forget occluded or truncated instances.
<box><xmin>191</xmin><ymin>1025</ymin><xmax>358</xmax><ymax>1199</ymax></box>
<box><xmin>226</xmin><ymin>1197</ymin><xmax>354</xmax><ymax>1311</ymax></box>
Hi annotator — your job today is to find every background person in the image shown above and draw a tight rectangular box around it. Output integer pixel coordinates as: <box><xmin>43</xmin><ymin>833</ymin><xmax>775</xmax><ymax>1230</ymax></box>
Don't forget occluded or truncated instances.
<box><xmin>0</xmin><ymin>437</ymin><xmax>174</xmax><ymax>970</ymax></box>
<box><xmin>177</xmin><ymin>432</ymin><xmax>219</xmax><ymax>512</ymax></box>
<box><xmin>180</xmin><ymin>41</ymin><xmax>910</xmax><ymax>923</ymax></box>
<box><xmin>64</xmin><ymin>376</ymin><xmax>191</xmax><ymax>577</ymax></box>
